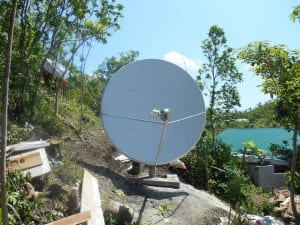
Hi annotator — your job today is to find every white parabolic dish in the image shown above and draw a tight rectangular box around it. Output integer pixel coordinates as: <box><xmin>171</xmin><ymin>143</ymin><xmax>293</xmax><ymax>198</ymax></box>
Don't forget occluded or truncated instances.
<box><xmin>101</xmin><ymin>59</ymin><xmax>206</xmax><ymax>165</ymax></box>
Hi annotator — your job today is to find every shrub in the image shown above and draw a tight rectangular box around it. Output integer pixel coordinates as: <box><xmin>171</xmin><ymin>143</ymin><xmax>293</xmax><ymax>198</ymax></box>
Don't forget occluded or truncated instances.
<box><xmin>7</xmin><ymin>122</ymin><xmax>33</xmax><ymax>145</ymax></box>
<box><xmin>0</xmin><ymin>171</ymin><xmax>67</xmax><ymax>225</ymax></box>
<box><xmin>53</xmin><ymin>156</ymin><xmax>83</xmax><ymax>185</ymax></box>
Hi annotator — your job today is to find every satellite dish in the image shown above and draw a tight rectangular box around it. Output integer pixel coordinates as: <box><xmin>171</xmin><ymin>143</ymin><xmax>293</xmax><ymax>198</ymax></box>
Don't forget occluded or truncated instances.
<box><xmin>101</xmin><ymin>59</ymin><xmax>205</xmax><ymax>165</ymax></box>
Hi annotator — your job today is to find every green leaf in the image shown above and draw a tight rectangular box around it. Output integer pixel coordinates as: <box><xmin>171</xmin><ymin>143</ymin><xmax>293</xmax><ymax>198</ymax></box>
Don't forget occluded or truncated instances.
<box><xmin>7</xmin><ymin>203</ymin><xmax>21</xmax><ymax>222</ymax></box>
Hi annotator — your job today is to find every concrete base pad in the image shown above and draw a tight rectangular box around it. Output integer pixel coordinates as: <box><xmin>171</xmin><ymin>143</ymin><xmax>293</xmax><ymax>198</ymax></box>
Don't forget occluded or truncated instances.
<box><xmin>138</xmin><ymin>174</ymin><xmax>180</xmax><ymax>189</ymax></box>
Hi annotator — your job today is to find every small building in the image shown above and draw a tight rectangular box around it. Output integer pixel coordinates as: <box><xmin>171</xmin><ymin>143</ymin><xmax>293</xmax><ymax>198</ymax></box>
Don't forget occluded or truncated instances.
<box><xmin>217</xmin><ymin>127</ymin><xmax>300</xmax><ymax>192</ymax></box>
<box><xmin>217</xmin><ymin>127</ymin><xmax>298</xmax><ymax>154</ymax></box>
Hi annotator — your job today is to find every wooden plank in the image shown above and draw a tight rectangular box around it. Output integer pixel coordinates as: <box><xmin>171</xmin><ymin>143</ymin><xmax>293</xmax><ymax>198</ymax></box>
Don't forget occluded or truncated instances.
<box><xmin>81</xmin><ymin>169</ymin><xmax>105</xmax><ymax>225</ymax></box>
<box><xmin>22</xmin><ymin>148</ymin><xmax>51</xmax><ymax>177</ymax></box>
<box><xmin>8</xmin><ymin>151</ymin><xmax>42</xmax><ymax>172</ymax></box>
<box><xmin>45</xmin><ymin>211</ymin><xmax>90</xmax><ymax>225</ymax></box>
<box><xmin>9</xmin><ymin>148</ymin><xmax>51</xmax><ymax>178</ymax></box>
<box><xmin>6</xmin><ymin>140</ymin><xmax>50</xmax><ymax>153</ymax></box>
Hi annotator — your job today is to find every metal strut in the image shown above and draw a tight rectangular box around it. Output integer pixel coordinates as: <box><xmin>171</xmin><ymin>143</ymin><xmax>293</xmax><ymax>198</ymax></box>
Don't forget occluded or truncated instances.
<box><xmin>150</xmin><ymin>108</ymin><xmax>171</xmax><ymax>177</ymax></box>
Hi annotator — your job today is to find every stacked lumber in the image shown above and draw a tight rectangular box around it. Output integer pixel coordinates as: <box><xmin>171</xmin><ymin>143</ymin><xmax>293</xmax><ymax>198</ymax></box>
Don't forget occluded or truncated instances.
<box><xmin>6</xmin><ymin>140</ymin><xmax>50</xmax><ymax>154</ymax></box>
<box><xmin>8</xmin><ymin>151</ymin><xmax>43</xmax><ymax>172</ymax></box>
<box><xmin>7</xmin><ymin>140</ymin><xmax>51</xmax><ymax>177</ymax></box>
<box><xmin>7</xmin><ymin>141</ymin><xmax>106</xmax><ymax>224</ymax></box>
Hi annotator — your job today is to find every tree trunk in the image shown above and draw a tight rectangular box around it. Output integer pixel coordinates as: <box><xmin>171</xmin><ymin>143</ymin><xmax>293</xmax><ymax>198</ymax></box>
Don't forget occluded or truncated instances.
<box><xmin>210</xmin><ymin>75</ymin><xmax>217</xmax><ymax>145</ymax></box>
<box><xmin>53</xmin><ymin>41</ymin><xmax>85</xmax><ymax>118</ymax></box>
<box><xmin>290</xmin><ymin>129</ymin><xmax>300</xmax><ymax>224</ymax></box>
<box><xmin>54</xmin><ymin>78</ymin><xmax>60</xmax><ymax>117</ymax></box>
<box><xmin>1</xmin><ymin>1</ymin><xmax>18</xmax><ymax>224</ymax></box>
<box><xmin>204</xmin><ymin>156</ymin><xmax>209</xmax><ymax>190</ymax></box>
<box><xmin>15</xmin><ymin>0</ymin><xmax>30</xmax><ymax>118</ymax></box>
<box><xmin>228</xmin><ymin>205</ymin><xmax>232</xmax><ymax>225</ymax></box>
<box><xmin>242</xmin><ymin>148</ymin><xmax>246</xmax><ymax>170</ymax></box>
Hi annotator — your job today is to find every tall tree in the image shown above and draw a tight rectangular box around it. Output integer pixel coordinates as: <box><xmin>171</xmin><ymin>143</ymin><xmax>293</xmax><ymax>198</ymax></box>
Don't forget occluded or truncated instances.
<box><xmin>67</xmin><ymin>50</ymin><xmax>139</xmax><ymax>116</ymax></box>
<box><xmin>239</xmin><ymin>41</ymin><xmax>300</xmax><ymax>224</ymax></box>
<box><xmin>290</xmin><ymin>4</ymin><xmax>300</xmax><ymax>22</ymax></box>
<box><xmin>1</xmin><ymin>1</ymin><xmax>18</xmax><ymax>224</ymax></box>
<box><xmin>0</xmin><ymin>0</ymin><xmax>124</xmax><ymax>119</ymax></box>
<box><xmin>95</xmin><ymin>50</ymin><xmax>139</xmax><ymax>79</ymax></box>
<box><xmin>198</xmin><ymin>25</ymin><xmax>242</xmax><ymax>140</ymax></box>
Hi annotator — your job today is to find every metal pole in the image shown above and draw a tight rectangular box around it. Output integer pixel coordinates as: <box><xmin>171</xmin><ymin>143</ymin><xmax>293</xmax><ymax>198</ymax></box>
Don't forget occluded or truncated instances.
<box><xmin>150</xmin><ymin>108</ymin><xmax>170</xmax><ymax>178</ymax></box>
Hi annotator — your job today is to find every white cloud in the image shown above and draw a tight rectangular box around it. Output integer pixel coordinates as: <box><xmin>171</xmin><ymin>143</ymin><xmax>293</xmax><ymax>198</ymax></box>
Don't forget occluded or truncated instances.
<box><xmin>163</xmin><ymin>51</ymin><xmax>202</xmax><ymax>78</ymax></box>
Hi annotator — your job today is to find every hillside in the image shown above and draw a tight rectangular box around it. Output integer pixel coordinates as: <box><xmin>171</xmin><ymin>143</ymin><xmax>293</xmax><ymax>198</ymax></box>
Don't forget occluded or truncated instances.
<box><xmin>3</xmin><ymin>93</ymin><xmax>286</xmax><ymax>224</ymax></box>
<box><xmin>60</xmin><ymin>119</ymin><xmax>231</xmax><ymax>224</ymax></box>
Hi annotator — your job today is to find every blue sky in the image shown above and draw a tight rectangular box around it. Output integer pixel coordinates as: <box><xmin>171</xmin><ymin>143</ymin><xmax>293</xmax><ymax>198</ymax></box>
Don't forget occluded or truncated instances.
<box><xmin>82</xmin><ymin>0</ymin><xmax>300</xmax><ymax>110</ymax></box>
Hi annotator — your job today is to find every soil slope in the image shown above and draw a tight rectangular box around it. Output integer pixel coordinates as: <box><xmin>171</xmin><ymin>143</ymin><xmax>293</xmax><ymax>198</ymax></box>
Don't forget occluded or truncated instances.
<box><xmin>63</xmin><ymin>122</ymin><xmax>231</xmax><ymax>225</ymax></box>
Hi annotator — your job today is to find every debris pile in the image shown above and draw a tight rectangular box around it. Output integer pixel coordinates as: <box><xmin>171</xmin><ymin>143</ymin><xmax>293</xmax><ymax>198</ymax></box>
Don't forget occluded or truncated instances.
<box><xmin>272</xmin><ymin>189</ymin><xmax>300</xmax><ymax>221</ymax></box>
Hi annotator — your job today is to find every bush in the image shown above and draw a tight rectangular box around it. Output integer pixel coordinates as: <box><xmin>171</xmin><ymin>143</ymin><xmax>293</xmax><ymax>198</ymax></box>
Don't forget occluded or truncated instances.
<box><xmin>53</xmin><ymin>156</ymin><xmax>83</xmax><ymax>185</ymax></box>
<box><xmin>180</xmin><ymin>135</ymin><xmax>273</xmax><ymax>219</ymax></box>
<box><xmin>181</xmin><ymin>135</ymin><xmax>234</xmax><ymax>192</ymax></box>
<box><xmin>6</xmin><ymin>122</ymin><xmax>33</xmax><ymax>145</ymax></box>
<box><xmin>1</xmin><ymin>171</ymin><xmax>63</xmax><ymax>225</ymax></box>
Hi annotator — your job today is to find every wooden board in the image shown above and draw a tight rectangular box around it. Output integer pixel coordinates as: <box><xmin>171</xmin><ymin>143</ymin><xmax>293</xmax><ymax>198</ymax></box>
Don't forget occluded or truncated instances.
<box><xmin>8</xmin><ymin>148</ymin><xmax>51</xmax><ymax>177</ymax></box>
<box><xmin>81</xmin><ymin>169</ymin><xmax>105</xmax><ymax>225</ymax></box>
<box><xmin>22</xmin><ymin>148</ymin><xmax>51</xmax><ymax>177</ymax></box>
<box><xmin>45</xmin><ymin>211</ymin><xmax>90</xmax><ymax>225</ymax></box>
<box><xmin>8</xmin><ymin>151</ymin><xmax>42</xmax><ymax>172</ymax></box>
<box><xmin>6</xmin><ymin>140</ymin><xmax>50</xmax><ymax>153</ymax></box>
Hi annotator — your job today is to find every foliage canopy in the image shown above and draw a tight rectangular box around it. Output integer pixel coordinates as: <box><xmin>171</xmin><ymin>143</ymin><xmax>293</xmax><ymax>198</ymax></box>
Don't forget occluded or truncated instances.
<box><xmin>198</xmin><ymin>25</ymin><xmax>242</xmax><ymax>138</ymax></box>
<box><xmin>0</xmin><ymin>0</ymin><xmax>123</xmax><ymax>120</ymax></box>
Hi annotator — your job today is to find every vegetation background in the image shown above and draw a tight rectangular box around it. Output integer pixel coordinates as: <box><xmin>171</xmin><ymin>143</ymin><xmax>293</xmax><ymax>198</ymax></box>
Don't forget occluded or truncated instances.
<box><xmin>0</xmin><ymin>1</ymin><xmax>299</xmax><ymax>225</ymax></box>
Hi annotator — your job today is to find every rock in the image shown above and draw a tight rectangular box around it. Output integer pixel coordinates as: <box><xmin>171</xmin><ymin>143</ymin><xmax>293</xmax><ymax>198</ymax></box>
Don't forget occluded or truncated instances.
<box><xmin>127</xmin><ymin>162</ymin><xmax>141</xmax><ymax>175</ymax></box>
<box><xmin>66</xmin><ymin>187</ymin><xmax>80</xmax><ymax>215</ymax></box>
<box><xmin>169</xmin><ymin>159</ymin><xmax>187</xmax><ymax>169</ymax></box>
<box><xmin>103</xmin><ymin>199</ymin><xmax>134</xmax><ymax>225</ymax></box>
<box><xmin>24</xmin><ymin>182</ymin><xmax>50</xmax><ymax>201</ymax></box>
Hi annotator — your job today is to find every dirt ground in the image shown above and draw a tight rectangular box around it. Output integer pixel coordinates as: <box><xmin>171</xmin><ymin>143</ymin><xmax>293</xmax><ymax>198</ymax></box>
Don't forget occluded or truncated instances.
<box><xmin>54</xmin><ymin>121</ymin><xmax>231</xmax><ymax>225</ymax></box>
